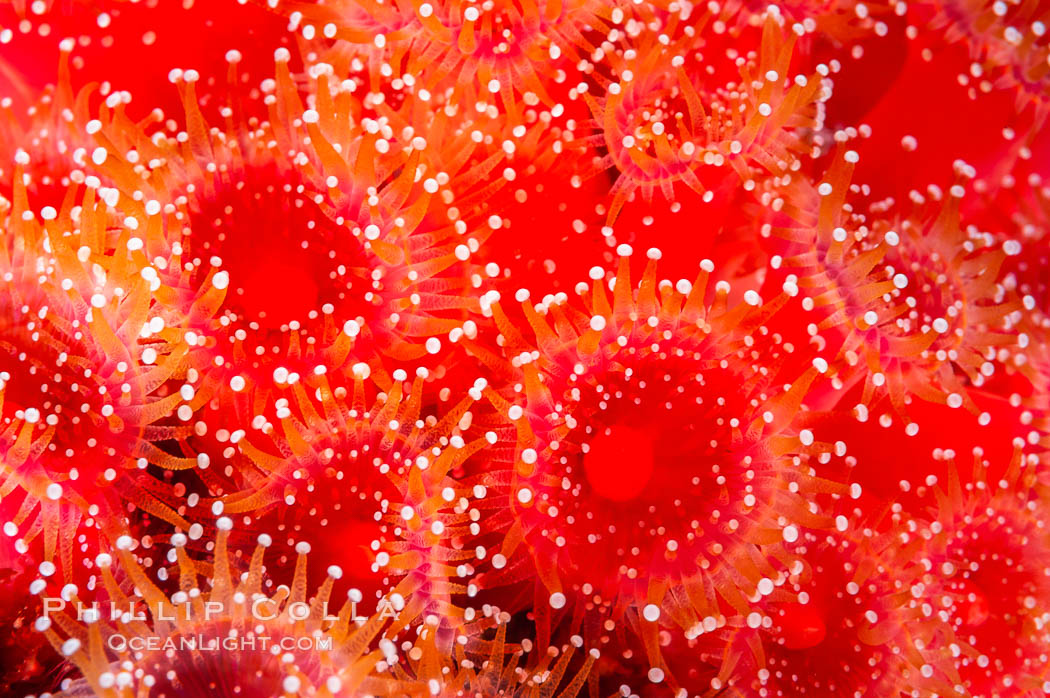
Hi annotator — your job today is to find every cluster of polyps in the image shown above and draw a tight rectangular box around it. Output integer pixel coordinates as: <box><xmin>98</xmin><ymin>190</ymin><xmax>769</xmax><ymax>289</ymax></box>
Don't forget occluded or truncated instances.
<box><xmin>457</xmin><ymin>248</ymin><xmax>848</xmax><ymax>683</ymax></box>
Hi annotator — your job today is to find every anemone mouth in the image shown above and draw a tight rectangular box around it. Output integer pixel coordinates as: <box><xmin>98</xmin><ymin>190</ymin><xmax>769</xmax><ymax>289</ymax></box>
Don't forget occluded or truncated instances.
<box><xmin>606</xmin><ymin>72</ymin><xmax>706</xmax><ymax>180</ymax></box>
<box><xmin>871</xmin><ymin>237</ymin><xmax>967</xmax><ymax>350</ymax></box>
<box><xmin>581</xmin><ymin>423</ymin><xmax>655</xmax><ymax>502</ymax></box>
<box><xmin>525</xmin><ymin>346</ymin><xmax>783</xmax><ymax>593</ymax></box>
<box><xmin>936</xmin><ymin>504</ymin><xmax>1050</xmax><ymax>682</ymax></box>
<box><xmin>751</xmin><ymin>535</ymin><xmax>912</xmax><ymax>697</ymax></box>
<box><xmin>226</xmin><ymin>444</ymin><xmax>400</xmax><ymax>586</ymax></box>
<box><xmin>183</xmin><ymin>163</ymin><xmax>369</xmax><ymax>336</ymax></box>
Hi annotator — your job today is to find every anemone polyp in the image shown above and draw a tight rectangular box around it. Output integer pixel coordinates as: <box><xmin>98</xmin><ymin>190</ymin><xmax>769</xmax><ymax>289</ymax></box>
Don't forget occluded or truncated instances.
<box><xmin>579</xmin><ymin>11</ymin><xmax>828</xmax><ymax>222</ymax></box>
<box><xmin>908</xmin><ymin>453</ymin><xmax>1050</xmax><ymax>696</ymax></box>
<box><xmin>770</xmin><ymin>151</ymin><xmax>1025</xmax><ymax>424</ymax></box>
<box><xmin>81</xmin><ymin>56</ymin><xmax>493</xmax><ymax>376</ymax></box>
<box><xmin>721</xmin><ymin>510</ymin><xmax>956</xmax><ymax>697</ymax></box>
<box><xmin>67</xmin><ymin>57</ymin><xmax>503</xmax><ymax>510</ymax></box>
<box><xmin>203</xmin><ymin>363</ymin><xmax>499</xmax><ymax>633</ymax></box>
<box><xmin>472</xmin><ymin>248</ymin><xmax>846</xmax><ymax>669</ymax></box>
<box><xmin>37</xmin><ymin>522</ymin><xmax>421</xmax><ymax>697</ymax></box>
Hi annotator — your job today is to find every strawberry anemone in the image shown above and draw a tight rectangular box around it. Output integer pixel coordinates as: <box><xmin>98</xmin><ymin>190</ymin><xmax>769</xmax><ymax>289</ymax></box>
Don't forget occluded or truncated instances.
<box><xmin>910</xmin><ymin>454</ymin><xmax>1050</xmax><ymax>696</ymax></box>
<box><xmin>722</xmin><ymin>511</ymin><xmax>958</xmax><ymax>697</ymax></box>
<box><xmin>0</xmin><ymin>174</ymin><xmax>196</xmax><ymax>577</ymax></box>
<box><xmin>84</xmin><ymin>57</ymin><xmax>495</xmax><ymax>378</ymax></box>
<box><xmin>472</xmin><ymin>248</ymin><xmax>846</xmax><ymax>660</ymax></box>
<box><xmin>37</xmin><ymin>521</ymin><xmax>419</xmax><ymax>697</ymax></box>
<box><xmin>206</xmin><ymin>362</ymin><xmax>497</xmax><ymax>633</ymax></box>
<box><xmin>73</xmin><ymin>57</ymin><xmax>501</xmax><ymax>499</ymax></box>
<box><xmin>576</xmin><ymin>11</ymin><xmax>828</xmax><ymax>222</ymax></box>
<box><xmin>769</xmin><ymin>151</ymin><xmax>1025</xmax><ymax>425</ymax></box>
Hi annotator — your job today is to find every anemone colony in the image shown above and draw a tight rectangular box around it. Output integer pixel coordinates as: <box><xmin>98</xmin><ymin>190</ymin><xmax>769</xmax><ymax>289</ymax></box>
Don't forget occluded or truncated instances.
<box><xmin>0</xmin><ymin>0</ymin><xmax>1048</xmax><ymax>696</ymax></box>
